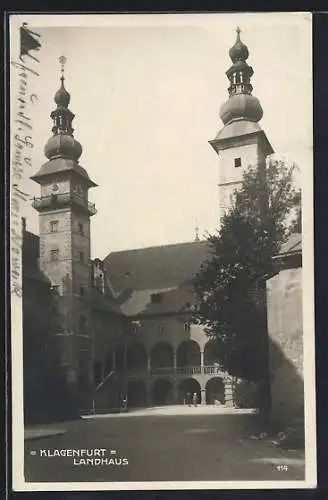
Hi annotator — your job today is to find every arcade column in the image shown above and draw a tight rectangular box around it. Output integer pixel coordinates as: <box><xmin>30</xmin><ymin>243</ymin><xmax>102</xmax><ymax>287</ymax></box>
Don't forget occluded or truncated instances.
<box><xmin>224</xmin><ymin>378</ymin><xmax>234</xmax><ymax>407</ymax></box>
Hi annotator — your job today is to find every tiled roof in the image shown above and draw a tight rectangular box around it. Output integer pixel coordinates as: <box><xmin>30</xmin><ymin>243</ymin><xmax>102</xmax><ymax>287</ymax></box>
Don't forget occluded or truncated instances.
<box><xmin>118</xmin><ymin>284</ymin><xmax>196</xmax><ymax>317</ymax></box>
<box><xmin>103</xmin><ymin>240</ymin><xmax>211</xmax><ymax>317</ymax></box>
<box><xmin>104</xmin><ymin>240</ymin><xmax>211</xmax><ymax>294</ymax></box>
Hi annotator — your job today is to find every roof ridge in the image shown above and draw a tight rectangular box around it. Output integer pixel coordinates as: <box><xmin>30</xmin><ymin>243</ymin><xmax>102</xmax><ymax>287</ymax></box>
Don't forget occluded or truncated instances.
<box><xmin>104</xmin><ymin>239</ymin><xmax>208</xmax><ymax>258</ymax></box>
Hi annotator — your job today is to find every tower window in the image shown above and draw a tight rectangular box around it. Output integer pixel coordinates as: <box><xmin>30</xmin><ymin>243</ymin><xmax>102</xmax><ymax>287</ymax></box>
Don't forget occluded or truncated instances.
<box><xmin>78</xmin><ymin>251</ymin><xmax>84</xmax><ymax>263</ymax></box>
<box><xmin>50</xmin><ymin>249</ymin><xmax>59</xmax><ymax>261</ymax></box>
<box><xmin>184</xmin><ymin>322</ymin><xmax>191</xmax><ymax>333</ymax></box>
<box><xmin>78</xmin><ymin>222</ymin><xmax>84</xmax><ymax>235</ymax></box>
<box><xmin>50</xmin><ymin>220</ymin><xmax>58</xmax><ymax>233</ymax></box>
<box><xmin>234</xmin><ymin>157</ymin><xmax>242</xmax><ymax>168</ymax></box>
<box><xmin>132</xmin><ymin>324</ymin><xmax>138</xmax><ymax>335</ymax></box>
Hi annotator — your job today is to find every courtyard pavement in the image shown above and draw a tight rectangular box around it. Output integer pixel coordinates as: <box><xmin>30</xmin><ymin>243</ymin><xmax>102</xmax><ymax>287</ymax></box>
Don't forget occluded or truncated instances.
<box><xmin>24</xmin><ymin>405</ymin><xmax>305</xmax><ymax>484</ymax></box>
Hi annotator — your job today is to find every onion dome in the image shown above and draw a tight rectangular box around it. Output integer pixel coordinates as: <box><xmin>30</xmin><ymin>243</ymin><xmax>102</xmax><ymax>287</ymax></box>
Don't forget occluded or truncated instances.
<box><xmin>54</xmin><ymin>77</ymin><xmax>71</xmax><ymax>108</ymax></box>
<box><xmin>44</xmin><ymin>134</ymin><xmax>82</xmax><ymax>160</ymax></box>
<box><xmin>229</xmin><ymin>26</ymin><xmax>249</xmax><ymax>63</ymax></box>
<box><xmin>219</xmin><ymin>28</ymin><xmax>263</xmax><ymax>126</ymax></box>
<box><xmin>220</xmin><ymin>94</ymin><xmax>263</xmax><ymax>125</ymax></box>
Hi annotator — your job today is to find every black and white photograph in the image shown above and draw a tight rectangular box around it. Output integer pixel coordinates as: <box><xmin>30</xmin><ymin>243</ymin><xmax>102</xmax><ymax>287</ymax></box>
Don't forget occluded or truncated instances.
<box><xmin>9</xmin><ymin>12</ymin><xmax>315</xmax><ymax>491</ymax></box>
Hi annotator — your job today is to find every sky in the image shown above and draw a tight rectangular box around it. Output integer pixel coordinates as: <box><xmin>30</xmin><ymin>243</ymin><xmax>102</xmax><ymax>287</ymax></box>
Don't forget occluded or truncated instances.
<box><xmin>10</xmin><ymin>13</ymin><xmax>312</xmax><ymax>259</ymax></box>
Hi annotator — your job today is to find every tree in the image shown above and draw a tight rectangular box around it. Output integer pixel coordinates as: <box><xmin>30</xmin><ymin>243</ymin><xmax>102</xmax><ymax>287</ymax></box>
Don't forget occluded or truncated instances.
<box><xmin>192</xmin><ymin>159</ymin><xmax>300</xmax><ymax>386</ymax></box>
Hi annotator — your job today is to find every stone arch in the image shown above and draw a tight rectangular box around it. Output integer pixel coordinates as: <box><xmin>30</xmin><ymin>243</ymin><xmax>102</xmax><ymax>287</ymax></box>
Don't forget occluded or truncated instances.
<box><xmin>151</xmin><ymin>342</ymin><xmax>173</xmax><ymax>369</ymax></box>
<box><xmin>204</xmin><ymin>339</ymin><xmax>221</xmax><ymax>366</ymax></box>
<box><xmin>127</xmin><ymin>379</ymin><xmax>148</xmax><ymax>407</ymax></box>
<box><xmin>178</xmin><ymin>378</ymin><xmax>201</xmax><ymax>404</ymax></box>
<box><xmin>127</xmin><ymin>342</ymin><xmax>147</xmax><ymax>370</ymax></box>
<box><xmin>205</xmin><ymin>377</ymin><xmax>225</xmax><ymax>405</ymax></box>
<box><xmin>177</xmin><ymin>340</ymin><xmax>201</xmax><ymax>367</ymax></box>
<box><xmin>152</xmin><ymin>379</ymin><xmax>173</xmax><ymax>406</ymax></box>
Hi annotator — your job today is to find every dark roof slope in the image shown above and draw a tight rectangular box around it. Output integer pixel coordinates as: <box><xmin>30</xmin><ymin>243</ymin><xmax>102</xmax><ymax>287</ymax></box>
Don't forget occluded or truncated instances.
<box><xmin>30</xmin><ymin>158</ymin><xmax>97</xmax><ymax>187</ymax></box>
<box><xmin>277</xmin><ymin>233</ymin><xmax>302</xmax><ymax>256</ymax></box>
<box><xmin>103</xmin><ymin>240</ymin><xmax>212</xmax><ymax>294</ymax></box>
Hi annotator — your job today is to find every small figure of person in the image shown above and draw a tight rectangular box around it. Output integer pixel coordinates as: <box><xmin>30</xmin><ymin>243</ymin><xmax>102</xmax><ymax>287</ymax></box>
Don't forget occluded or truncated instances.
<box><xmin>186</xmin><ymin>391</ymin><xmax>191</xmax><ymax>407</ymax></box>
<box><xmin>121</xmin><ymin>396</ymin><xmax>127</xmax><ymax>411</ymax></box>
<box><xmin>192</xmin><ymin>392</ymin><xmax>198</xmax><ymax>407</ymax></box>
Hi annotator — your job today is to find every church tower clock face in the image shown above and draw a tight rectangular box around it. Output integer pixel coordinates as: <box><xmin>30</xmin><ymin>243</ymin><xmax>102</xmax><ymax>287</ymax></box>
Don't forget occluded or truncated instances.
<box><xmin>52</xmin><ymin>183</ymin><xmax>59</xmax><ymax>192</ymax></box>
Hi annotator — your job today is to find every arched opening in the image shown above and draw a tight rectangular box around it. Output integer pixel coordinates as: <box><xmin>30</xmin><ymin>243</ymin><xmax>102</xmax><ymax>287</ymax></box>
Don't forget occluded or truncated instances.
<box><xmin>104</xmin><ymin>349</ymin><xmax>113</xmax><ymax>374</ymax></box>
<box><xmin>127</xmin><ymin>343</ymin><xmax>147</xmax><ymax>370</ymax></box>
<box><xmin>93</xmin><ymin>360</ymin><xmax>102</xmax><ymax>385</ymax></box>
<box><xmin>178</xmin><ymin>378</ymin><xmax>201</xmax><ymax>404</ymax></box>
<box><xmin>152</xmin><ymin>379</ymin><xmax>173</xmax><ymax>406</ymax></box>
<box><xmin>127</xmin><ymin>380</ymin><xmax>148</xmax><ymax>407</ymax></box>
<box><xmin>204</xmin><ymin>339</ymin><xmax>221</xmax><ymax>366</ymax></box>
<box><xmin>206</xmin><ymin>377</ymin><xmax>225</xmax><ymax>405</ymax></box>
<box><xmin>151</xmin><ymin>343</ymin><xmax>173</xmax><ymax>369</ymax></box>
<box><xmin>177</xmin><ymin>340</ymin><xmax>201</xmax><ymax>367</ymax></box>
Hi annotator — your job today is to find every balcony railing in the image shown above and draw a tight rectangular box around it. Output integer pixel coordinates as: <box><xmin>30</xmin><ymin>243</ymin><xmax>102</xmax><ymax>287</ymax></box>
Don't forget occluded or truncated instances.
<box><xmin>122</xmin><ymin>365</ymin><xmax>226</xmax><ymax>378</ymax></box>
<box><xmin>32</xmin><ymin>192</ymin><xmax>97</xmax><ymax>215</ymax></box>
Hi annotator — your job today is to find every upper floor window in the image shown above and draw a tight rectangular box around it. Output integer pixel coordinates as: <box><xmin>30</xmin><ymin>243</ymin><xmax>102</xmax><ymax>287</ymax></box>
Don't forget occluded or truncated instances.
<box><xmin>132</xmin><ymin>324</ymin><xmax>138</xmax><ymax>335</ymax></box>
<box><xmin>78</xmin><ymin>251</ymin><xmax>84</xmax><ymax>263</ymax></box>
<box><xmin>158</xmin><ymin>324</ymin><xmax>165</xmax><ymax>334</ymax></box>
<box><xmin>50</xmin><ymin>249</ymin><xmax>59</xmax><ymax>261</ymax></box>
<box><xmin>78</xmin><ymin>222</ymin><xmax>84</xmax><ymax>235</ymax></box>
<box><xmin>50</xmin><ymin>220</ymin><xmax>58</xmax><ymax>233</ymax></box>
<box><xmin>234</xmin><ymin>157</ymin><xmax>242</xmax><ymax>168</ymax></box>
<box><xmin>150</xmin><ymin>293</ymin><xmax>163</xmax><ymax>304</ymax></box>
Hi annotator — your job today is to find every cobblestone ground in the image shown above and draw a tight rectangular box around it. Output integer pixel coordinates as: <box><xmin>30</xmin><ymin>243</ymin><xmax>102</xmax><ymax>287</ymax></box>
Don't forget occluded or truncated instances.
<box><xmin>24</xmin><ymin>407</ymin><xmax>306</xmax><ymax>484</ymax></box>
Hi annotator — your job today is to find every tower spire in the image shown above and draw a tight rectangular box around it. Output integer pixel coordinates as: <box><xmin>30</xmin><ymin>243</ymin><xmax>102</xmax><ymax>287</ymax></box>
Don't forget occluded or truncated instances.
<box><xmin>59</xmin><ymin>54</ymin><xmax>67</xmax><ymax>83</ymax></box>
<box><xmin>43</xmin><ymin>56</ymin><xmax>83</xmax><ymax>161</ymax></box>
<box><xmin>219</xmin><ymin>28</ymin><xmax>263</xmax><ymax>125</ymax></box>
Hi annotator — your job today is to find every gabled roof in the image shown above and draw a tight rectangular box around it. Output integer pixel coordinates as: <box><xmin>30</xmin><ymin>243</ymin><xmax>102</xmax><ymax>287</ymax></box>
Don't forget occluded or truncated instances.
<box><xmin>104</xmin><ymin>240</ymin><xmax>211</xmax><ymax>295</ymax></box>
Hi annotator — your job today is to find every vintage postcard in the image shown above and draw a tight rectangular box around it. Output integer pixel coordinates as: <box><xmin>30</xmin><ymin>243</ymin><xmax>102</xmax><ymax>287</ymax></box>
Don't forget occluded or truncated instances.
<box><xmin>9</xmin><ymin>12</ymin><xmax>316</xmax><ymax>491</ymax></box>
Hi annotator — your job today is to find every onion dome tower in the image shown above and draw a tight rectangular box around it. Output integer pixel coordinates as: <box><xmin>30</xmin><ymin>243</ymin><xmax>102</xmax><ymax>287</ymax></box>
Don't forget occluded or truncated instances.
<box><xmin>30</xmin><ymin>57</ymin><xmax>97</xmax><ymax>411</ymax></box>
<box><xmin>209</xmin><ymin>28</ymin><xmax>274</xmax><ymax>221</ymax></box>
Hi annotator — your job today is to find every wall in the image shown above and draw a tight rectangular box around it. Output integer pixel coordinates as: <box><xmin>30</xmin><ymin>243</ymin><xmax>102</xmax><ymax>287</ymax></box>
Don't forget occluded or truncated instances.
<box><xmin>266</xmin><ymin>266</ymin><xmax>304</xmax><ymax>429</ymax></box>
<box><xmin>125</xmin><ymin>314</ymin><xmax>207</xmax><ymax>355</ymax></box>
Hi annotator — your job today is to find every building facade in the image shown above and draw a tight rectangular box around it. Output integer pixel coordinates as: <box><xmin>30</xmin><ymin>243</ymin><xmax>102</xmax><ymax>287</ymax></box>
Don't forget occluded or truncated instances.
<box><xmin>25</xmin><ymin>29</ymin><xmax>276</xmax><ymax>415</ymax></box>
